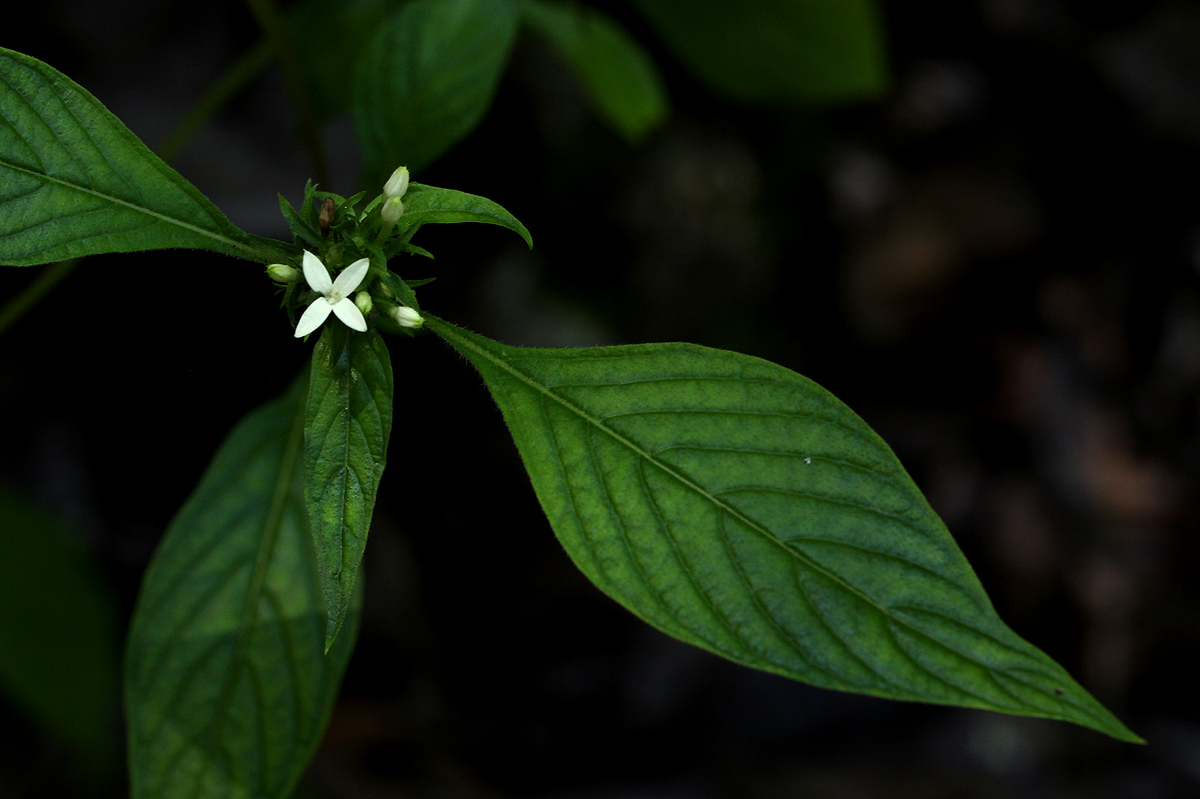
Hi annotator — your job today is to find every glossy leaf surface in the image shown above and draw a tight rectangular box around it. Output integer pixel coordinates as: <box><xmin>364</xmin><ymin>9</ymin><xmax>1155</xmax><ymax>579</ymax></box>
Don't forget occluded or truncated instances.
<box><xmin>395</xmin><ymin>182</ymin><xmax>532</xmax><ymax>249</ymax></box>
<box><xmin>0</xmin><ymin>485</ymin><xmax>119</xmax><ymax>772</ymax></box>
<box><xmin>305</xmin><ymin>326</ymin><xmax>393</xmax><ymax>649</ymax></box>
<box><xmin>352</xmin><ymin>0</ymin><xmax>518</xmax><ymax>179</ymax></box>
<box><xmin>125</xmin><ymin>381</ymin><xmax>361</xmax><ymax>799</ymax></box>
<box><xmin>627</xmin><ymin>0</ymin><xmax>887</xmax><ymax>103</ymax></box>
<box><xmin>522</xmin><ymin>0</ymin><xmax>668</xmax><ymax>141</ymax></box>
<box><xmin>0</xmin><ymin>47</ymin><xmax>277</xmax><ymax>265</ymax></box>
<box><xmin>428</xmin><ymin>317</ymin><xmax>1140</xmax><ymax>743</ymax></box>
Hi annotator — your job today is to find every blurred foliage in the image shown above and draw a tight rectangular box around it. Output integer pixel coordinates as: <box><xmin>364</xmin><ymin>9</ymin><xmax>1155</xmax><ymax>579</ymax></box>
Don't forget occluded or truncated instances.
<box><xmin>0</xmin><ymin>485</ymin><xmax>119</xmax><ymax>777</ymax></box>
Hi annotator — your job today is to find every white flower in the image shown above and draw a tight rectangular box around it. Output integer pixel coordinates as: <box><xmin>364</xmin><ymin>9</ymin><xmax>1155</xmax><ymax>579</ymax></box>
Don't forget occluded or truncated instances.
<box><xmin>294</xmin><ymin>251</ymin><xmax>370</xmax><ymax>337</ymax></box>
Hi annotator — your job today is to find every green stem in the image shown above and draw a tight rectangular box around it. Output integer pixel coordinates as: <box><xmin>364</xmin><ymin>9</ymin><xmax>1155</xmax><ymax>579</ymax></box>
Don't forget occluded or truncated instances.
<box><xmin>0</xmin><ymin>260</ymin><xmax>77</xmax><ymax>337</ymax></box>
<box><xmin>245</xmin><ymin>0</ymin><xmax>331</xmax><ymax>187</ymax></box>
<box><xmin>156</xmin><ymin>42</ymin><xmax>273</xmax><ymax>163</ymax></box>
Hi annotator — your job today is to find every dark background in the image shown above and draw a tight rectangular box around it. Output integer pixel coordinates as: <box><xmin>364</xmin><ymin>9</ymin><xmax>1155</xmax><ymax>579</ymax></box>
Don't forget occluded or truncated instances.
<box><xmin>3</xmin><ymin>0</ymin><xmax>1200</xmax><ymax>796</ymax></box>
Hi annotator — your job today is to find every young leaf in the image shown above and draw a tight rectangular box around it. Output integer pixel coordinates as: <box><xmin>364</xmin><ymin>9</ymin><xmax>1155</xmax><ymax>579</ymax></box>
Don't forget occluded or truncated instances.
<box><xmin>427</xmin><ymin>316</ymin><xmax>1142</xmax><ymax>743</ymax></box>
<box><xmin>627</xmin><ymin>0</ymin><xmax>888</xmax><ymax>104</ymax></box>
<box><xmin>395</xmin><ymin>182</ymin><xmax>533</xmax><ymax>248</ymax></box>
<box><xmin>352</xmin><ymin>0</ymin><xmax>519</xmax><ymax>179</ymax></box>
<box><xmin>305</xmin><ymin>325</ymin><xmax>393</xmax><ymax>649</ymax></box>
<box><xmin>125</xmin><ymin>379</ymin><xmax>361</xmax><ymax>799</ymax></box>
<box><xmin>0</xmin><ymin>47</ymin><xmax>279</xmax><ymax>266</ymax></box>
<box><xmin>0</xmin><ymin>485</ymin><xmax>120</xmax><ymax>774</ymax></box>
<box><xmin>521</xmin><ymin>0</ymin><xmax>669</xmax><ymax>142</ymax></box>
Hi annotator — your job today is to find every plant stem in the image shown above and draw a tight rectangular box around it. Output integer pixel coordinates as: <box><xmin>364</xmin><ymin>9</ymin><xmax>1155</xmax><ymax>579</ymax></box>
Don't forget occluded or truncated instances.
<box><xmin>244</xmin><ymin>0</ymin><xmax>331</xmax><ymax>187</ymax></box>
<box><xmin>156</xmin><ymin>42</ymin><xmax>273</xmax><ymax>163</ymax></box>
<box><xmin>0</xmin><ymin>260</ymin><xmax>77</xmax><ymax>337</ymax></box>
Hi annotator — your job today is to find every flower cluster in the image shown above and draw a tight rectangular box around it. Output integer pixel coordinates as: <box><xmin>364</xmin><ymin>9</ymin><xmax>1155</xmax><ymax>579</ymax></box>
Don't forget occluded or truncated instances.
<box><xmin>267</xmin><ymin>165</ymin><xmax>424</xmax><ymax>338</ymax></box>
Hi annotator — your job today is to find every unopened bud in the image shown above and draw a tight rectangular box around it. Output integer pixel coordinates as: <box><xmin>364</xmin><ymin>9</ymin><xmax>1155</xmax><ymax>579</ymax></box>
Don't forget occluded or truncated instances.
<box><xmin>318</xmin><ymin>197</ymin><xmax>336</xmax><ymax>238</ymax></box>
<box><xmin>383</xmin><ymin>166</ymin><xmax>410</xmax><ymax>199</ymax></box>
<box><xmin>266</xmin><ymin>263</ymin><xmax>300</xmax><ymax>283</ymax></box>
<box><xmin>390</xmin><ymin>304</ymin><xmax>423</xmax><ymax>329</ymax></box>
<box><xmin>355</xmin><ymin>291</ymin><xmax>373</xmax><ymax>315</ymax></box>
<box><xmin>381</xmin><ymin>196</ymin><xmax>405</xmax><ymax>226</ymax></box>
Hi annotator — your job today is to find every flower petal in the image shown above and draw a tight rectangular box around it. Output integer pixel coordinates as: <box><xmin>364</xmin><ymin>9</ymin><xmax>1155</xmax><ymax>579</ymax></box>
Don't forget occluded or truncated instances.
<box><xmin>294</xmin><ymin>298</ymin><xmax>333</xmax><ymax>337</ymax></box>
<box><xmin>302</xmin><ymin>250</ymin><xmax>333</xmax><ymax>294</ymax></box>
<box><xmin>331</xmin><ymin>297</ymin><xmax>368</xmax><ymax>332</ymax></box>
<box><xmin>332</xmin><ymin>257</ymin><xmax>370</xmax><ymax>297</ymax></box>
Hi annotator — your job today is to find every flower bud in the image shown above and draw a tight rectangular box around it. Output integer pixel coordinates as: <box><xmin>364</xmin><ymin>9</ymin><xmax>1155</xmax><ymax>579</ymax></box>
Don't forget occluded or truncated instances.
<box><xmin>383</xmin><ymin>166</ymin><xmax>410</xmax><ymax>199</ymax></box>
<box><xmin>381</xmin><ymin>196</ymin><xmax>405</xmax><ymax>226</ymax></box>
<box><xmin>390</xmin><ymin>304</ymin><xmax>423</xmax><ymax>329</ymax></box>
<box><xmin>266</xmin><ymin>263</ymin><xmax>300</xmax><ymax>283</ymax></box>
<box><xmin>355</xmin><ymin>290</ymin><xmax>374</xmax><ymax>315</ymax></box>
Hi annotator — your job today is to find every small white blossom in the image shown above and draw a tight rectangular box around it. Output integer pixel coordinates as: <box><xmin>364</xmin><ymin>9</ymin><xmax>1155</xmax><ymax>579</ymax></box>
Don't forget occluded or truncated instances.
<box><xmin>294</xmin><ymin>251</ymin><xmax>370</xmax><ymax>337</ymax></box>
<box><xmin>390</xmin><ymin>304</ymin><xmax>423</xmax><ymax>329</ymax></box>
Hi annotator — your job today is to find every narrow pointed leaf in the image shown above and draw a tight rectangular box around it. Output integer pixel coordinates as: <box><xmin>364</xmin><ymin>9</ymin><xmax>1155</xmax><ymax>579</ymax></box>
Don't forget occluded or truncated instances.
<box><xmin>0</xmin><ymin>47</ymin><xmax>279</xmax><ymax>265</ymax></box>
<box><xmin>395</xmin><ymin>182</ymin><xmax>532</xmax><ymax>248</ymax></box>
<box><xmin>125</xmin><ymin>380</ymin><xmax>361</xmax><ymax>799</ymax></box>
<box><xmin>305</xmin><ymin>325</ymin><xmax>393</xmax><ymax>649</ymax></box>
<box><xmin>522</xmin><ymin>0</ymin><xmax>668</xmax><ymax>141</ymax></box>
<box><xmin>627</xmin><ymin>0</ymin><xmax>888</xmax><ymax>104</ymax></box>
<box><xmin>427</xmin><ymin>317</ymin><xmax>1141</xmax><ymax>743</ymax></box>
<box><xmin>352</xmin><ymin>0</ymin><xmax>518</xmax><ymax>178</ymax></box>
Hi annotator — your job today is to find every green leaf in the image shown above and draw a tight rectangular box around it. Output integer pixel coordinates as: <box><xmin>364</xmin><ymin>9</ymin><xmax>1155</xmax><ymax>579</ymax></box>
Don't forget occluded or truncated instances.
<box><xmin>427</xmin><ymin>316</ymin><xmax>1142</xmax><ymax>743</ymax></box>
<box><xmin>305</xmin><ymin>325</ymin><xmax>393</xmax><ymax>649</ymax></box>
<box><xmin>279</xmin><ymin>192</ymin><xmax>324</xmax><ymax>249</ymax></box>
<box><xmin>395</xmin><ymin>182</ymin><xmax>532</xmax><ymax>248</ymax></box>
<box><xmin>290</xmin><ymin>0</ymin><xmax>404</xmax><ymax>120</ymax></box>
<box><xmin>125</xmin><ymin>379</ymin><xmax>361</xmax><ymax>799</ymax></box>
<box><xmin>0</xmin><ymin>47</ymin><xmax>279</xmax><ymax>266</ymax></box>
<box><xmin>626</xmin><ymin>0</ymin><xmax>888</xmax><ymax>104</ymax></box>
<box><xmin>521</xmin><ymin>0</ymin><xmax>669</xmax><ymax>142</ymax></box>
<box><xmin>352</xmin><ymin>0</ymin><xmax>518</xmax><ymax>178</ymax></box>
<box><xmin>0</xmin><ymin>485</ymin><xmax>120</xmax><ymax>773</ymax></box>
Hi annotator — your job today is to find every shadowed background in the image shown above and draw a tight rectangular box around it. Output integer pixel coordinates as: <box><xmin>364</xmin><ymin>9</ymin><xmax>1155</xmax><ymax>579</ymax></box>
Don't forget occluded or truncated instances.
<box><xmin>2</xmin><ymin>0</ymin><xmax>1199</xmax><ymax>796</ymax></box>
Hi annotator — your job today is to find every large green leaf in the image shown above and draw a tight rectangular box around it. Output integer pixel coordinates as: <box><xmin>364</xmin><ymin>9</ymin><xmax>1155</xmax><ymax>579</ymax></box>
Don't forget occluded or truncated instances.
<box><xmin>521</xmin><ymin>0</ymin><xmax>668</xmax><ymax>142</ymax></box>
<box><xmin>0</xmin><ymin>485</ymin><xmax>119</xmax><ymax>773</ymax></box>
<box><xmin>125</xmin><ymin>379</ymin><xmax>361</xmax><ymax>799</ymax></box>
<box><xmin>427</xmin><ymin>317</ymin><xmax>1141</xmax><ymax>743</ymax></box>
<box><xmin>394</xmin><ymin>182</ymin><xmax>532</xmax><ymax>249</ymax></box>
<box><xmin>352</xmin><ymin>0</ymin><xmax>518</xmax><ymax>179</ymax></box>
<box><xmin>305</xmin><ymin>325</ymin><xmax>393</xmax><ymax>650</ymax></box>
<box><xmin>627</xmin><ymin>0</ymin><xmax>888</xmax><ymax>103</ymax></box>
<box><xmin>0</xmin><ymin>47</ymin><xmax>281</xmax><ymax>266</ymax></box>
